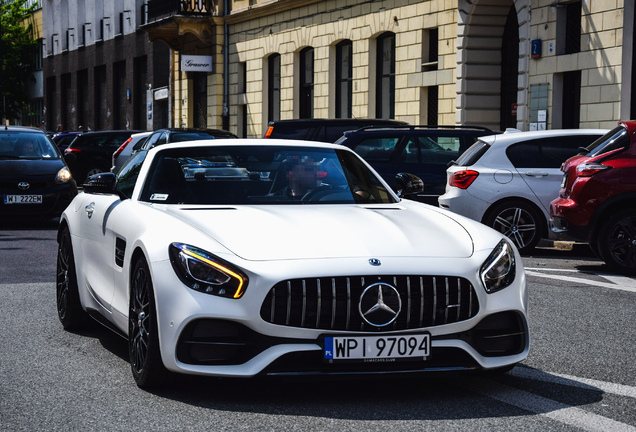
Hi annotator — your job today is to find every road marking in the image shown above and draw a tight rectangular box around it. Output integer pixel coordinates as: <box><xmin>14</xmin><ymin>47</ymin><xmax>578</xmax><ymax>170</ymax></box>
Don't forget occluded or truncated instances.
<box><xmin>527</xmin><ymin>267</ymin><xmax>636</xmax><ymax>288</ymax></box>
<box><xmin>525</xmin><ymin>269</ymin><xmax>636</xmax><ymax>293</ymax></box>
<box><xmin>468</xmin><ymin>377</ymin><xmax>636</xmax><ymax>432</ymax></box>
<box><xmin>602</xmin><ymin>274</ymin><xmax>636</xmax><ymax>288</ymax></box>
<box><xmin>511</xmin><ymin>365</ymin><xmax>636</xmax><ymax>399</ymax></box>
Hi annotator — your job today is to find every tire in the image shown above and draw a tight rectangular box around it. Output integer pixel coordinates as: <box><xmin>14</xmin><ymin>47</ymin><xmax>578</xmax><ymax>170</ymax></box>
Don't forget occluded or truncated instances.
<box><xmin>484</xmin><ymin>201</ymin><xmax>543</xmax><ymax>254</ymax></box>
<box><xmin>129</xmin><ymin>256</ymin><xmax>167</xmax><ymax>388</ymax></box>
<box><xmin>56</xmin><ymin>226</ymin><xmax>88</xmax><ymax>330</ymax></box>
<box><xmin>597</xmin><ymin>209</ymin><xmax>636</xmax><ymax>274</ymax></box>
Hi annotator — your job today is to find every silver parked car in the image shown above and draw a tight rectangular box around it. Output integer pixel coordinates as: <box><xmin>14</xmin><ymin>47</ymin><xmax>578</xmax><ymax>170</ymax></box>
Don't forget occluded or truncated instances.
<box><xmin>438</xmin><ymin>129</ymin><xmax>606</xmax><ymax>253</ymax></box>
<box><xmin>111</xmin><ymin>131</ymin><xmax>152</xmax><ymax>174</ymax></box>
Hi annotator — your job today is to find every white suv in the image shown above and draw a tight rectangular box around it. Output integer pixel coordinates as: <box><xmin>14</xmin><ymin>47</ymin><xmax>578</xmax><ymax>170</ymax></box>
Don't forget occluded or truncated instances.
<box><xmin>438</xmin><ymin>129</ymin><xmax>606</xmax><ymax>253</ymax></box>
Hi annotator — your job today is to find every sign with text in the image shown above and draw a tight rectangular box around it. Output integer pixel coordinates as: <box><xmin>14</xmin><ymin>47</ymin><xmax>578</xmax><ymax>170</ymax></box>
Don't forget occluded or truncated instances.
<box><xmin>181</xmin><ymin>55</ymin><xmax>213</xmax><ymax>72</ymax></box>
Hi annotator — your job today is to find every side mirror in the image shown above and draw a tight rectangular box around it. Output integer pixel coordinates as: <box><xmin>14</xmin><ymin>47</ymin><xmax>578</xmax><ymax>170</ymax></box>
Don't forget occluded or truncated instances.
<box><xmin>83</xmin><ymin>172</ymin><xmax>118</xmax><ymax>194</ymax></box>
<box><xmin>393</xmin><ymin>173</ymin><xmax>424</xmax><ymax>198</ymax></box>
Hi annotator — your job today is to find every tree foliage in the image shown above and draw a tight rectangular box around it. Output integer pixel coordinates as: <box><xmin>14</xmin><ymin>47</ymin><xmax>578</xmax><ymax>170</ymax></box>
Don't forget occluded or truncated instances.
<box><xmin>1</xmin><ymin>0</ymin><xmax>38</xmax><ymax>121</ymax></box>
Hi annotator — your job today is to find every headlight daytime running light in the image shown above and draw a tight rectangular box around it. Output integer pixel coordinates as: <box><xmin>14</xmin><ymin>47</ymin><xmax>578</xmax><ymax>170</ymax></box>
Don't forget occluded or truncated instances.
<box><xmin>169</xmin><ymin>243</ymin><xmax>248</xmax><ymax>298</ymax></box>
<box><xmin>55</xmin><ymin>167</ymin><xmax>72</xmax><ymax>184</ymax></box>
<box><xmin>480</xmin><ymin>239</ymin><xmax>516</xmax><ymax>294</ymax></box>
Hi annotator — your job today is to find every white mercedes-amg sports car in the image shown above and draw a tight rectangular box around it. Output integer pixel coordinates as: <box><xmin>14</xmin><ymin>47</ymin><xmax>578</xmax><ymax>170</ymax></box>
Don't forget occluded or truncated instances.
<box><xmin>56</xmin><ymin>139</ymin><xmax>528</xmax><ymax>388</ymax></box>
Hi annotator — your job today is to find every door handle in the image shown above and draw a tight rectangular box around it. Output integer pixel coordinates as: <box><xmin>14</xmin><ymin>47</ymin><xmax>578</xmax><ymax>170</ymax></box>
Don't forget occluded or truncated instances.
<box><xmin>524</xmin><ymin>171</ymin><xmax>548</xmax><ymax>177</ymax></box>
<box><xmin>85</xmin><ymin>203</ymin><xmax>95</xmax><ymax>218</ymax></box>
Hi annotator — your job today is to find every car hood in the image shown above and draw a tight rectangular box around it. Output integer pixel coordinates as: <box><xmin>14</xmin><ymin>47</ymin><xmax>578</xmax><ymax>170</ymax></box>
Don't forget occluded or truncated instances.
<box><xmin>163</xmin><ymin>203</ymin><xmax>475</xmax><ymax>261</ymax></box>
<box><xmin>0</xmin><ymin>159</ymin><xmax>65</xmax><ymax>178</ymax></box>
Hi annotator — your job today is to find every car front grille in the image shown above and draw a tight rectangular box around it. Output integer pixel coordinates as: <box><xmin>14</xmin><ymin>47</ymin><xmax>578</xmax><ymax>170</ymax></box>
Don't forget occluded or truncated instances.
<box><xmin>260</xmin><ymin>275</ymin><xmax>479</xmax><ymax>332</ymax></box>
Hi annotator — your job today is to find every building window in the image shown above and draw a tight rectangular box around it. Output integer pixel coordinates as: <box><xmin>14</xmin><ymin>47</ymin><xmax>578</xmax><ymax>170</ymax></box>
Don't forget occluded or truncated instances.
<box><xmin>117</xmin><ymin>12</ymin><xmax>124</xmax><ymax>36</ymax></box>
<box><xmin>238</xmin><ymin>62</ymin><xmax>248</xmax><ymax>137</ymax></box>
<box><xmin>376</xmin><ymin>32</ymin><xmax>395</xmax><ymax>119</ymax></box>
<box><xmin>299</xmin><ymin>47</ymin><xmax>314</xmax><ymax>119</ymax></box>
<box><xmin>427</xmin><ymin>86</ymin><xmax>438</xmax><ymax>125</ymax></box>
<box><xmin>77</xmin><ymin>69</ymin><xmax>88</xmax><ymax>129</ymax></box>
<box><xmin>34</xmin><ymin>39</ymin><xmax>43</xmax><ymax>70</ymax></box>
<box><xmin>557</xmin><ymin>1</ymin><xmax>581</xmax><ymax>55</ymax></box>
<box><xmin>113</xmin><ymin>61</ymin><xmax>126</xmax><ymax>129</ymax></box>
<box><xmin>336</xmin><ymin>40</ymin><xmax>353</xmax><ymax>118</ymax></box>
<box><xmin>562</xmin><ymin>70</ymin><xmax>581</xmax><ymax>128</ymax></box>
<box><xmin>98</xmin><ymin>19</ymin><xmax>104</xmax><ymax>41</ymax></box>
<box><xmin>268</xmin><ymin>54</ymin><xmax>281</xmax><ymax>123</ymax></box>
<box><xmin>422</xmin><ymin>28</ymin><xmax>438</xmax><ymax>72</ymax></box>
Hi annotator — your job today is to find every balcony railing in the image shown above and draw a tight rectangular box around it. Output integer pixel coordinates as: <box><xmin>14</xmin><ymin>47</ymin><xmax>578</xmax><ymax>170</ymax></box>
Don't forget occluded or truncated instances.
<box><xmin>147</xmin><ymin>0</ymin><xmax>213</xmax><ymax>22</ymax></box>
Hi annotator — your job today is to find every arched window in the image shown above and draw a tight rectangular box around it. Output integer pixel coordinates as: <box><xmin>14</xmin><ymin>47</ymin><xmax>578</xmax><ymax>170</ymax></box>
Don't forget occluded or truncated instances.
<box><xmin>376</xmin><ymin>32</ymin><xmax>395</xmax><ymax>119</ymax></box>
<box><xmin>299</xmin><ymin>47</ymin><xmax>314</xmax><ymax>119</ymax></box>
<box><xmin>268</xmin><ymin>53</ymin><xmax>281</xmax><ymax>123</ymax></box>
<box><xmin>336</xmin><ymin>40</ymin><xmax>353</xmax><ymax>118</ymax></box>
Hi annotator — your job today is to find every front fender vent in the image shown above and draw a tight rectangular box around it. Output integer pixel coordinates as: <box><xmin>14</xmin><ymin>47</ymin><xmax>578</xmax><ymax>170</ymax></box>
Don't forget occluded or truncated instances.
<box><xmin>115</xmin><ymin>237</ymin><xmax>126</xmax><ymax>268</ymax></box>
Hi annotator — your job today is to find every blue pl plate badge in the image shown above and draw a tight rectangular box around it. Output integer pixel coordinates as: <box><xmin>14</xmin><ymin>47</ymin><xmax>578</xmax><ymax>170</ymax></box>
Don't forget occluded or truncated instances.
<box><xmin>324</xmin><ymin>337</ymin><xmax>333</xmax><ymax>360</ymax></box>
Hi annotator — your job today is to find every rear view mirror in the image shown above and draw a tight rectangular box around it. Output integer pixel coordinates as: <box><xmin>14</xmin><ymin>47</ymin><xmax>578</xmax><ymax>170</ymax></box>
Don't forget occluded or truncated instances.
<box><xmin>394</xmin><ymin>173</ymin><xmax>424</xmax><ymax>198</ymax></box>
<box><xmin>83</xmin><ymin>172</ymin><xmax>118</xmax><ymax>194</ymax></box>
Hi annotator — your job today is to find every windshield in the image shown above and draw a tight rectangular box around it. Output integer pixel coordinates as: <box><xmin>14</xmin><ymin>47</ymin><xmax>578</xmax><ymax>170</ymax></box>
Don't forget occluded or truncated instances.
<box><xmin>140</xmin><ymin>145</ymin><xmax>397</xmax><ymax>205</ymax></box>
<box><xmin>583</xmin><ymin>126</ymin><xmax>629</xmax><ymax>157</ymax></box>
<box><xmin>0</xmin><ymin>132</ymin><xmax>61</xmax><ymax>160</ymax></box>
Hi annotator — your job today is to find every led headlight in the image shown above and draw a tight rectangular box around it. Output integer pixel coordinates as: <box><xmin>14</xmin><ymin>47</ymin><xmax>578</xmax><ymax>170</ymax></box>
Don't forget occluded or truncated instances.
<box><xmin>55</xmin><ymin>167</ymin><xmax>72</xmax><ymax>184</ymax></box>
<box><xmin>169</xmin><ymin>243</ymin><xmax>248</xmax><ymax>298</ymax></box>
<box><xmin>480</xmin><ymin>239</ymin><xmax>516</xmax><ymax>294</ymax></box>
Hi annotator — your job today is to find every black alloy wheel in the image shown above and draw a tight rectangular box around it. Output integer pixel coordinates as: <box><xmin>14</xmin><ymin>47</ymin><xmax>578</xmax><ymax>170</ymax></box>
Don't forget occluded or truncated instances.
<box><xmin>597</xmin><ymin>209</ymin><xmax>636</xmax><ymax>274</ymax></box>
<box><xmin>129</xmin><ymin>256</ymin><xmax>166</xmax><ymax>388</ymax></box>
<box><xmin>56</xmin><ymin>226</ymin><xmax>87</xmax><ymax>329</ymax></box>
<box><xmin>484</xmin><ymin>201</ymin><xmax>543</xmax><ymax>254</ymax></box>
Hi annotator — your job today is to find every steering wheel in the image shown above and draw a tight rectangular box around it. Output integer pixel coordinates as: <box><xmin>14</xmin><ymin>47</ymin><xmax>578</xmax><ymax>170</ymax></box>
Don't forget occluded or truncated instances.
<box><xmin>301</xmin><ymin>185</ymin><xmax>335</xmax><ymax>201</ymax></box>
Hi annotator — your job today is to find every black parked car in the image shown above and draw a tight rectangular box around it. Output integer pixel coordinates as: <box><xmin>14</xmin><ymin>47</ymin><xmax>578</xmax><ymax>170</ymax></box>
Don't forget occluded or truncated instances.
<box><xmin>264</xmin><ymin>118</ymin><xmax>407</xmax><ymax>143</ymax></box>
<box><xmin>51</xmin><ymin>131</ymin><xmax>82</xmax><ymax>152</ymax></box>
<box><xmin>64</xmin><ymin>130</ymin><xmax>142</xmax><ymax>183</ymax></box>
<box><xmin>0</xmin><ymin>126</ymin><xmax>78</xmax><ymax>219</ymax></box>
<box><xmin>336</xmin><ymin>125</ymin><xmax>497</xmax><ymax>205</ymax></box>
<box><xmin>139</xmin><ymin>128</ymin><xmax>238</xmax><ymax>151</ymax></box>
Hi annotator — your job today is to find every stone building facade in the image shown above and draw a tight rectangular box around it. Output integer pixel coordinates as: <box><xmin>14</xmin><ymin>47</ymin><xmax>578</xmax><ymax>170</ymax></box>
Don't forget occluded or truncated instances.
<box><xmin>43</xmin><ymin>0</ymin><xmax>635</xmax><ymax>136</ymax></box>
<box><xmin>224</xmin><ymin>0</ymin><xmax>634</xmax><ymax>136</ymax></box>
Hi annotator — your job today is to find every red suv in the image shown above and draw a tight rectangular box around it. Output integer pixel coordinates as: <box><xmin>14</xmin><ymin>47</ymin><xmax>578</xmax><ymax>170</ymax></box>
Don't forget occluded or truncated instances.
<box><xmin>550</xmin><ymin>120</ymin><xmax>636</xmax><ymax>273</ymax></box>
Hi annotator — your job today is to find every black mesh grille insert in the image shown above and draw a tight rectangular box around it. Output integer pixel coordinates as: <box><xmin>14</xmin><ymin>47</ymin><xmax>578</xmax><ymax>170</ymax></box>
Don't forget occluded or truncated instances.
<box><xmin>260</xmin><ymin>275</ymin><xmax>479</xmax><ymax>332</ymax></box>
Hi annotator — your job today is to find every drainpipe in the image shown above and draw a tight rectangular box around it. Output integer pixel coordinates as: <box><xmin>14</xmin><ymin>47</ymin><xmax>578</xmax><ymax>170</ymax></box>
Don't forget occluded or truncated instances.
<box><xmin>222</xmin><ymin>0</ymin><xmax>230</xmax><ymax>130</ymax></box>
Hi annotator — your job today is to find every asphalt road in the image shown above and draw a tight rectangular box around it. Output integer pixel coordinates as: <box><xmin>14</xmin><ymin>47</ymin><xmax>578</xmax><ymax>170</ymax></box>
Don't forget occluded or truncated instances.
<box><xmin>1</xmin><ymin>219</ymin><xmax>635</xmax><ymax>431</ymax></box>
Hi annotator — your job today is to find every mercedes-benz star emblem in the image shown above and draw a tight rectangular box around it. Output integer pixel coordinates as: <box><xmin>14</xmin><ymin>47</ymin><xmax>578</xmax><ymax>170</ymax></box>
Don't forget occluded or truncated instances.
<box><xmin>359</xmin><ymin>282</ymin><xmax>401</xmax><ymax>327</ymax></box>
<box><xmin>18</xmin><ymin>182</ymin><xmax>30</xmax><ymax>191</ymax></box>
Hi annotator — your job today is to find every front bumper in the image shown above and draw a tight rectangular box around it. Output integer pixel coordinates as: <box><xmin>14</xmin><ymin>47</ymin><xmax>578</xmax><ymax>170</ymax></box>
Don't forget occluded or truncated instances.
<box><xmin>150</xmin><ymin>252</ymin><xmax>529</xmax><ymax>378</ymax></box>
<box><xmin>176</xmin><ymin>310</ymin><xmax>528</xmax><ymax>376</ymax></box>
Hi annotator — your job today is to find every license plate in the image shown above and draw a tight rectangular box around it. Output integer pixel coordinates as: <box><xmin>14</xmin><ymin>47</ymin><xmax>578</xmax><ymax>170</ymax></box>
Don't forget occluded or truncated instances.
<box><xmin>324</xmin><ymin>333</ymin><xmax>430</xmax><ymax>362</ymax></box>
<box><xmin>3</xmin><ymin>195</ymin><xmax>43</xmax><ymax>204</ymax></box>
<box><xmin>560</xmin><ymin>173</ymin><xmax>568</xmax><ymax>189</ymax></box>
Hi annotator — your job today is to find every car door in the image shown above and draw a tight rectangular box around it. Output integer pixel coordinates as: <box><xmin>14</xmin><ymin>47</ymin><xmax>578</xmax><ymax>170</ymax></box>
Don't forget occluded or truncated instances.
<box><xmin>508</xmin><ymin>135</ymin><xmax>601</xmax><ymax>212</ymax></box>
<box><xmin>78</xmin><ymin>192</ymin><xmax>123</xmax><ymax>312</ymax></box>
<box><xmin>391</xmin><ymin>132</ymin><xmax>465</xmax><ymax>204</ymax></box>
